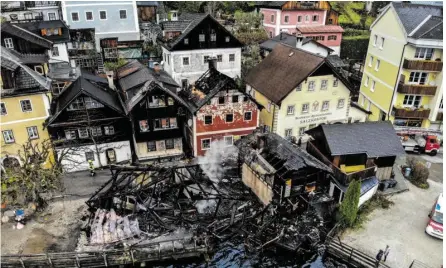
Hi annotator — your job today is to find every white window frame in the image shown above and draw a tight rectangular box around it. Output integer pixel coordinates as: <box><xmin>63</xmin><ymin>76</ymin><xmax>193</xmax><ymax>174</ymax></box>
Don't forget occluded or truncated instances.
<box><xmin>119</xmin><ymin>9</ymin><xmax>127</xmax><ymax>19</ymax></box>
<box><xmin>71</xmin><ymin>12</ymin><xmax>79</xmax><ymax>22</ymax></box>
<box><xmin>403</xmin><ymin>94</ymin><xmax>422</xmax><ymax>108</ymax></box>
<box><xmin>308</xmin><ymin>81</ymin><xmax>315</xmax><ymax>91</ymax></box>
<box><xmin>204</xmin><ymin>115</ymin><xmax>213</xmax><ymax>125</ymax></box>
<box><xmin>337</xmin><ymin>99</ymin><xmax>345</xmax><ymax>109</ymax></box>
<box><xmin>225</xmin><ymin>36</ymin><xmax>230</xmax><ymax>42</ymax></box>
<box><xmin>297</xmin><ymin>15</ymin><xmax>302</xmax><ymax>23</ymax></box>
<box><xmin>375</xmin><ymin>59</ymin><xmax>380</xmax><ymax>71</ymax></box>
<box><xmin>90</xmin><ymin>126</ymin><xmax>102</xmax><ymax>137</ymax></box>
<box><xmin>2</xmin><ymin>130</ymin><xmax>15</xmax><ymax>143</ymax></box>
<box><xmin>415</xmin><ymin>47</ymin><xmax>434</xmax><ymax>60</ymax></box>
<box><xmin>409</xmin><ymin>71</ymin><xmax>428</xmax><ymax>85</ymax></box>
<box><xmin>287</xmin><ymin>105</ymin><xmax>295</xmax><ymax>115</ymax></box>
<box><xmin>34</xmin><ymin>65</ymin><xmax>44</xmax><ymax>75</ymax></box>
<box><xmin>85</xmin><ymin>11</ymin><xmax>94</xmax><ymax>21</ymax></box>
<box><xmin>182</xmin><ymin>56</ymin><xmax>190</xmax><ymax>66</ymax></box>
<box><xmin>302</xmin><ymin>103</ymin><xmax>309</xmax><ymax>114</ymax></box>
<box><xmin>299</xmin><ymin>127</ymin><xmax>306</xmax><ymax>136</ymax></box>
<box><xmin>199</xmin><ymin>33</ymin><xmax>205</xmax><ymax>42</ymax></box>
<box><xmin>365</xmin><ymin>76</ymin><xmax>369</xmax><ymax>87</ymax></box>
<box><xmin>20</xmin><ymin>99</ymin><xmax>32</xmax><ymax>112</ymax></box>
<box><xmin>284</xmin><ymin>15</ymin><xmax>289</xmax><ymax>24</ymax></box>
<box><xmin>4</xmin><ymin>38</ymin><xmax>13</xmax><ymax>49</ymax></box>
<box><xmin>47</xmin><ymin>12</ymin><xmax>56</xmax><ymax>20</ymax></box>
<box><xmin>373</xmin><ymin>35</ymin><xmax>377</xmax><ymax>46</ymax></box>
<box><xmin>78</xmin><ymin>128</ymin><xmax>89</xmax><ymax>138</ymax></box>
<box><xmin>380</xmin><ymin>37</ymin><xmax>385</xmax><ymax>49</ymax></box>
<box><xmin>202</xmin><ymin>138</ymin><xmax>211</xmax><ymax>150</ymax></box>
<box><xmin>224</xmin><ymin>135</ymin><xmax>233</xmax><ymax>146</ymax></box>
<box><xmin>99</xmin><ymin>10</ymin><xmax>107</xmax><ymax>20</ymax></box>
<box><xmin>0</xmin><ymin>102</ymin><xmax>6</xmax><ymax>115</ymax></box>
<box><xmin>322</xmin><ymin>101</ymin><xmax>330</xmax><ymax>111</ymax></box>
<box><xmin>369</xmin><ymin>55</ymin><xmax>373</xmax><ymax>67</ymax></box>
<box><xmin>203</xmin><ymin>55</ymin><xmax>210</xmax><ymax>64</ymax></box>
<box><xmin>285</xmin><ymin>128</ymin><xmax>293</xmax><ymax>137</ymax></box>
<box><xmin>321</xmin><ymin>80</ymin><xmax>328</xmax><ymax>90</ymax></box>
<box><xmin>27</xmin><ymin>126</ymin><xmax>39</xmax><ymax>140</ymax></box>
<box><xmin>371</xmin><ymin>80</ymin><xmax>376</xmax><ymax>92</ymax></box>
<box><xmin>244</xmin><ymin>111</ymin><xmax>252</xmax><ymax>121</ymax></box>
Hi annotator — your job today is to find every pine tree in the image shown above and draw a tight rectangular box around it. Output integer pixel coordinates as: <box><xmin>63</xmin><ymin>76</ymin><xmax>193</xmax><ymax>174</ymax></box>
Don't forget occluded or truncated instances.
<box><xmin>339</xmin><ymin>179</ymin><xmax>361</xmax><ymax>227</ymax></box>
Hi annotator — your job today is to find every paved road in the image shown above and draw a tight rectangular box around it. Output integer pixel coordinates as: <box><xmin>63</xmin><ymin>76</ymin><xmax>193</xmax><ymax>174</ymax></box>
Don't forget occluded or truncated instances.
<box><xmin>400</xmin><ymin>152</ymin><xmax>443</xmax><ymax>184</ymax></box>
<box><xmin>62</xmin><ymin>169</ymin><xmax>112</xmax><ymax>198</ymax></box>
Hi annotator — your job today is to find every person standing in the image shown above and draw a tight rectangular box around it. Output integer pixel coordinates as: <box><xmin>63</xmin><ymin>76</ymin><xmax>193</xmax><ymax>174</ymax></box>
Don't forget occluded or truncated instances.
<box><xmin>383</xmin><ymin>245</ymin><xmax>390</xmax><ymax>262</ymax></box>
<box><xmin>88</xmin><ymin>159</ymin><xmax>95</xmax><ymax>177</ymax></box>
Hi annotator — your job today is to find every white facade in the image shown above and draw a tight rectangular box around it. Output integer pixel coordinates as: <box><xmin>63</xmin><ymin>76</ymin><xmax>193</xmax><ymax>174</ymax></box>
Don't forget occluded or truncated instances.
<box><xmin>329</xmin><ymin>181</ymin><xmax>378</xmax><ymax>207</ymax></box>
<box><xmin>136</xmin><ymin>138</ymin><xmax>183</xmax><ymax>161</ymax></box>
<box><xmin>49</xmin><ymin>43</ymin><xmax>70</xmax><ymax>63</ymax></box>
<box><xmin>296</xmin><ymin>38</ymin><xmax>331</xmax><ymax>57</ymax></box>
<box><xmin>162</xmin><ymin>47</ymin><xmax>242</xmax><ymax>85</ymax></box>
<box><xmin>57</xmin><ymin>140</ymin><xmax>132</xmax><ymax>172</ymax></box>
<box><xmin>1</xmin><ymin>2</ymin><xmax>61</xmax><ymax>22</ymax></box>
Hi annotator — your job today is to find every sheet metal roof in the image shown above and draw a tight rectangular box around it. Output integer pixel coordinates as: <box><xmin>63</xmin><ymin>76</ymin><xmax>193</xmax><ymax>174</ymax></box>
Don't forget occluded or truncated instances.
<box><xmin>410</xmin><ymin>16</ymin><xmax>443</xmax><ymax>40</ymax></box>
<box><xmin>392</xmin><ymin>2</ymin><xmax>442</xmax><ymax>36</ymax></box>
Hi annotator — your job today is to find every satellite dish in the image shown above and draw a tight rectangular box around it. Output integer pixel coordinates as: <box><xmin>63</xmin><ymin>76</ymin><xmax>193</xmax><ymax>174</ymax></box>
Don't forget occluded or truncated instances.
<box><xmin>187</xmin><ymin>119</ymin><xmax>193</xmax><ymax>127</ymax></box>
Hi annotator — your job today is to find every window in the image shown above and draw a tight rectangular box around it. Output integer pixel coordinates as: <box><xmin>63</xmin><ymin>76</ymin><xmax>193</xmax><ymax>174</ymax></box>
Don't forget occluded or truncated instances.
<box><xmin>375</xmin><ymin>59</ymin><xmax>380</xmax><ymax>71</ymax></box>
<box><xmin>4</xmin><ymin>38</ymin><xmax>13</xmax><ymax>49</ymax></box>
<box><xmin>328</xmin><ymin>35</ymin><xmax>337</xmax><ymax>40</ymax></box>
<box><xmin>284</xmin><ymin>15</ymin><xmax>289</xmax><ymax>23</ymax></box>
<box><xmin>373</xmin><ymin>35</ymin><xmax>377</xmax><ymax>46</ymax></box>
<box><xmin>267</xmin><ymin>102</ymin><xmax>271</xmax><ymax>112</ymax></box>
<box><xmin>312</xmin><ymin>15</ymin><xmax>318</xmax><ymax>21</ymax></box>
<box><xmin>224</xmin><ymin>136</ymin><xmax>233</xmax><ymax>146</ymax></box>
<box><xmin>225</xmin><ymin>36</ymin><xmax>230</xmax><ymax>42</ymax></box>
<box><xmin>229</xmin><ymin>54</ymin><xmax>235</xmax><ymax>62</ymax></box>
<box><xmin>243</xmin><ymin>96</ymin><xmax>248</xmax><ymax>102</ymax></box>
<box><xmin>371</xmin><ymin>81</ymin><xmax>376</xmax><ymax>92</ymax></box>
<box><xmin>202</xmin><ymin>138</ymin><xmax>211</xmax><ymax>150</ymax></box>
<box><xmin>365</xmin><ymin>76</ymin><xmax>369</xmax><ymax>87</ymax></box>
<box><xmin>99</xmin><ymin>10</ymin><xmax>107</xmax><ymax>20</ymax></box>
<box><xmin>409</xmin><ymin>72</ymin><xmax>428</xmax><ymax>84</ymax></box>
<box><xmin>296</xmin><ymin>84</ymin><xmax>302</xmax><ymax>91</ymax></box>
<box><xmin>199</xmin><ymin>34</ymin><xmax>205</xmax><ymax>42</ymax></box>
<box><xmin>298</xmin><ymin>16</ymin><xmax>302</xmax><ymax>22</ymax></box>
<box><xmin>68</xmin><ymin>98</ymin><xmax>85</xmax><ymax>110</ymax></box>
<box><xmin>337</xmin><ymin>99</ymin><xmax>345</xmax><ymax>109</ymax></box>
<box><xmin>86</xmin><ymin>11</ymin><xmax>93</xmax><ymax>21</ymax></box>
<box><xmin>305</xmin><ymin>15</ymin><xmax>309</xmax><ymax>21</ymax></box>
<box><xmin>232</xmin><ymin>95</ymin><xmax>239</xmax><ymax>103</ymax></box>
<box><xmin>139</xmin><ymin>120</ymin><xmax>149</xmax><ymax>132</ymax></box>
<box><xmin>322</xmin><ymin>101</ymin><xmax>329</xmax><ymax>111</ymax></box>
<box><xmin>184</xmin><ymin>38</ymin><xmax>189</xmax><ymax>45</ymax></box>
<box><xmin>333</xmin><ymin>79</ymin><xmax>338</xmax><ymax>87</ymax></box>
<box><xmin>285</xmin><ymin>128</ymin><xmax>293</xmax><ymax>137</ymax></box>
<box><xmin>226</xmin><ymin>114</ymin><xmax>234</xmax><ymax>123</ymax></box>
<box><xmin>203</xmin><ymin>55</ymin><xmax>210</xmax><ymax>64</ymax></box>
<box><xmin>299</xmin><ymin>127</ymin><xmax>306</xmax><ymax>136</ymax></box>
<box><xmin>204</xmin><ymin>115</ymin><xmax>212</xmax><ymax>125</ymax></box>
<box><xmin>217</xmin><ymin>54</ymin><xmax>222</xmax><ymax>62</ymax></box>
<box><xmin>2</xmin><ymin>130</ymin><xmax>14</xmax><ymax>143</ymax></box>
<box><xmin>218</xmin><ymin>96</ymin><xmax>225</xmax><ymax>104</ymax></box>
<box><xmin>27</xmin><ymin>126</ymin><xmax>39</xmax><ymax>140</ymax></box>
<box><xmin>20</xmin><ymin>100</ymin><xmax>32</xmax><ymax>112</ymax></box>
<box><xmin>169</xmin><ymin>118</ymin><xmax>177</xmax><ymax>128</ymax></box>
<box><xmin>244</xmin><ymin>111</ymin><xmax>252</xmax><ymax>121</ymax></box>
<box><xmin>71</xmin><ymin>12</ymin><xmax>79</xmax><ymax>21</ymax></box>
<box><xmin>165</xmin><ymin>139</ymin><xmax>174</xmax><ymax>149</ymax></box>
<box><xmin>369</xmin><ymin>55</ymin><xmax>373</xmax><ymax>67</ymax></box>
<box><xmin>147</xmin><ymin>141</ymin><xmax>156</xmax><ymax>151</ymax></box>
<box><xmin>76</xmin><ymin>128</ymin><xmax>88</xmax><ymax>139</ymax></box>
<box><xmin>308</xmin><ymin>81</ymin><xmax>315</xmax><ymax>91</ymax></box>
<box><xmin>90</xmin><ymin>126</ymin><xmax>102</xmax><ymax>137</ymax></box>
<box><xmin>84</xmin><ymin>97</ymin><xmax>104</xmax><ymax>109</ymax></box>
<box><xmin>302</xmin><ymin>103</ymin><xmax>309</xmax><ymax>113</ymax></box>
<box><xmin>64</xmin><ymin>130</ymin><xmax>76</xmax><ymax>140</ymax></box>
<box><xmin>119</xmin><ymin>10</ymin><xmax>127</xmax><ymax>19</ymax></box>
<box><xmin>34</xmin><ymin>65</ymin><xmax>44</xmax><ymax>75</ymax></box>
<box><xmin>439</xmin><ymin>98</ymin><xmax>443</xmax><ymax>109</ymax></box>
<box><xmin>210</xmin><ymin>33</ymin><xmax>216</xmax><ymax>42</ymax></box>
<box><xmin>403</xmin><ymin>95</ymin><xmax>422</xmax><ymax>108</ymax></box>
<box><xmin>287</xmin><ymin>105</ymin><xmax>295</xmax><ymax>115</ymax></box>
<box><xmin>270</xmin><ymin>14</ymin><xmax>274</xmax><ymax>23</ymax></box>
<box><xmin>0</xmin><ymin>103</ymin><xmax>6</xmax><ymax>115</ymax></box>
<box><xmin>52</xmin><ymin>46</ymin><xmax>59</xmax><ymax>57</ymax></box>
<box><xmin>182</xmin><ymin>57</ymin><xmax>190</xmax><ymax>66</ymax></box>
<box><xmin>415</xmin><ymin>47</ymin><xmax>434</xmax><ymax>60</ymax></box>
<box><xmin>321</xmin><ymin>80</ymin><xmax>328</xmax><ymax>90</ymax></box>
<box><xmin>85</xmin><ymin>152</ymin><xmax>94</xmax><ymax>161</ymax></box>
<box><xmin>48</xmin><ymin>12</ymin><xmax>56</xmax><ymax>20</ymax></box>
<box><xmin>104</xmin><ymin>126</ymin><xmax>114</xmax><ymax>135</ymax></box>
<box><xmin>380</xmin><ymin>37</ymin><xmax>385</xmax><ymax>49</ymax></box>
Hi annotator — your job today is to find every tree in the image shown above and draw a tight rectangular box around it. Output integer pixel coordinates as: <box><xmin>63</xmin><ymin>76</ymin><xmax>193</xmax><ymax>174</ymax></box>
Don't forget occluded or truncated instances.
<box><xmin>238</xmin><ymin>44</ymin><xmax>261</xmax><ymax>88</ymax></box>
<box><xmin>339</xmin><ymin>179</ymin><xmax>361</xmax><ymax>227</ymax></box>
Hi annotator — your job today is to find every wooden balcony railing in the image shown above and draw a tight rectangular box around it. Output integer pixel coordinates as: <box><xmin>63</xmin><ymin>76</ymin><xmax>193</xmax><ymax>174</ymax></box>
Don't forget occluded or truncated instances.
<box><xmin>397</xmin><ymin>83</ymin><xmax>437</xmax><ymax>95</ymax></box>
<box><xmin>436</xmin><ymin>112</ymin><xmax>443</xmax><ymax>121</ymax></box>
<box><xmin>393</xmin><ymin>107</ymin><xmax>431</xmax><ymax>119</ymax></box>
<box><xmin>306</xmin><ymin>141</ymin><xmax>377</xmax><ymax>186</ymax></box>
<box><xmin>403</xmin><ymin>59</ymin><xmax>443</xmax><ymax>72</ymax></box>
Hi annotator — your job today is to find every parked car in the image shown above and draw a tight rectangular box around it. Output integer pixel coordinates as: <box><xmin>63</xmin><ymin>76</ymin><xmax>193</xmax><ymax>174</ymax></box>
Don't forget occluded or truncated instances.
<box><xmin>426</xmin><ymin>193</ymin><xmax>443</xmax><ymax>239</ymax></box>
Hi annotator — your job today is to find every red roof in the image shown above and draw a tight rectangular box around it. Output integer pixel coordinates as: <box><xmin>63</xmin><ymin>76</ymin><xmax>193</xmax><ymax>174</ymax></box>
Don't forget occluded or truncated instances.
<box><xmin>297</xmin><ymin>25</ymin><xmax>344</xmax><ymax>34</ymax></box>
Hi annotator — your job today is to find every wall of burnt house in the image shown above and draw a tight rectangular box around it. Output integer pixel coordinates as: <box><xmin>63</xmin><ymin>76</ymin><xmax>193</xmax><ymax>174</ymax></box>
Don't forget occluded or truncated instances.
<box><xmin>272</xmin><ymin>168</ymin><xmax>331</xmax><ymax>198</ymax></box>
<box><xmin>1</xmin><ymin>33</ymin><xmax>48</xmax><ymax>54</ymax></box>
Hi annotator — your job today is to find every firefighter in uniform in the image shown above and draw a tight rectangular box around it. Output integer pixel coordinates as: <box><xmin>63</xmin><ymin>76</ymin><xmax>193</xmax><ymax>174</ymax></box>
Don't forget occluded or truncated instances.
<box><xmin>88</xmin><ymin>160</ymin><xmax>95</xmax><ymax>177</ymax></box>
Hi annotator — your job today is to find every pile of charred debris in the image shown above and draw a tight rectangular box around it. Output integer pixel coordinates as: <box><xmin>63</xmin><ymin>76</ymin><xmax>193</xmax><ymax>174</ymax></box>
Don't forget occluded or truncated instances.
<box><xmin>76</xmin><ymin>131</ymin><xmax>337</xmax><ymax>263</ymax></box>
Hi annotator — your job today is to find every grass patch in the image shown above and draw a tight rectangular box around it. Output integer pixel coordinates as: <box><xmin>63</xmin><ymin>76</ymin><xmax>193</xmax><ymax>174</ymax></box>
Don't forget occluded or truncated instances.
<box><xmin>343</xmin><ymin>35</ymin><xmax>370</xmax><ymax>40</ymax></box>
<box><xmin>331</xmin><ymin>1</ymin><xmax>375</xmax><ymax>29</ymax></box>
<box><xmin>351</xmin><ymin>195</ymin><xmax>394</xmax><ymax>230</ymax></box>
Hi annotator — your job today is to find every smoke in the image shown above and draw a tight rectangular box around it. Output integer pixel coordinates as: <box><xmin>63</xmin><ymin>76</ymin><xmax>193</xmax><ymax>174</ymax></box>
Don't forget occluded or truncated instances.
<box><xmin>198</xmin><ymin>139</ymin><xmax>239</xmax><ymax>184</ymax></box>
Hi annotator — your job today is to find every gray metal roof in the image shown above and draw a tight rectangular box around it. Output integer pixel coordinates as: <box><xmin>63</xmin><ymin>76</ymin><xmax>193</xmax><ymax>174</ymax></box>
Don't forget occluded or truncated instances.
<box><xmin>160</xmin><ymin>20</ymin><xmax>192</xmax><ymax>32</ymax></box>
<box><xmin>326</xmin><ymin>55</ymin><xmax>347</xmax><ymax>68</ymax></box>
<box><xmin>392</xmin><ymin>2</ymin><xmax>443</xmax><ymax>36</ymax></box>
<box><xmin>1</xmin><ymin>23</ymin><xmax>52</xmax><ymax>48</ymax></box>
<box><xmin>411</xmin><ymin>16</ymin><xmax>443</xmax><ymax>40</ymax></box>
<box><xmin>260</xmin><ymin>33</ymin><xmax>297</xmax><ymax>51</ymax></box>
<box><xmin>307</xmin><ymin>121</ymin><xmax>405</xmax><ymax>158</ymax></box>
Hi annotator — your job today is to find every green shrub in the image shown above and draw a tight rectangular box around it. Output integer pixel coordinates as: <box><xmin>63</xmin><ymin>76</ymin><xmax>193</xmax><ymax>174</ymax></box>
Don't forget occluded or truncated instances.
<box><xmin>412</xmin><ymin>162</ymin><xmax>429</xmax><ymax>184</ymax></box>
<box><xmin>339</xmin><ymin>179</ymin><xmax>361</xmax><ymax>227</ymax></box>
<box><xmin>340</xmin><ymin>37</ymin><xmax>370</xmax><ymax>60</ymax></box>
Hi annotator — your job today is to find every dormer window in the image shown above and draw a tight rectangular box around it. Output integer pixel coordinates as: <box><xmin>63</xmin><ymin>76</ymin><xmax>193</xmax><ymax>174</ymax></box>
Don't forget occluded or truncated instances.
<box><xmin>199</xmin><ymin>33</ymin><xmax>205</xmax><ymax>42</ymax></box>
<box><xmin>225</xmin><ymin>36</ymin><xmax>230</xmax><ymax>42</ymax></box>
<box><xmin>184</xmin><ymin>38</ymin><xmax>189</xmax><ymax>44</ymax></box>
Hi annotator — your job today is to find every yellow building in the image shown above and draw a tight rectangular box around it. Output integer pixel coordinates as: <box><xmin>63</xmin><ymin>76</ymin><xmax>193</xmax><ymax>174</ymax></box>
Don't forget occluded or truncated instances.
<box><xmin>359</xmin><ymin>2</ymin><xmax>443</xmax><ymax>130</ymax></box>
<box><xmin>1</xmin><ymin>47</ymin><xmax>53</xmax><ymax>169</ymax></box>
<box><xmin>246</xmin><ymin>44</ymin><xmax>369</xmax><ymax>141</ymax></box>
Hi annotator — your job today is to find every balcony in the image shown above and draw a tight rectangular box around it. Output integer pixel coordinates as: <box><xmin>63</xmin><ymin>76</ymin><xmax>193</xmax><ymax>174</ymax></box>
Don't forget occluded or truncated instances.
<box><xmin>437</xmin><ymin>112</ymin><xmax>443</xmax><ymax>121</ymax></box>
<box><xmin>393</xmin><ymin>107</ymin><xmax>431</xmax><ymax>119</ymax></box>
<box><xmin>397</xmin><ymin>83</ymin><xmax>437</xmax><ymax>96</ymax></box>
<box><xmin>25</xmin><ymin>1</ymin><xmax>60</xmax><ymax>8</ymax></box>
<box><xmin>67</xmin><ymin>41</ymin><xmax>95</xmax><ymax>51</ymax></box>
<box><xmin>403</xmin><ymin>59</ymin><xmax>443</xmax><ymax>72</ymax></box>
<box><xmin>306</xmin><ymin>141</ymin><xmax>377</xmax><ymax>186</ymax></box>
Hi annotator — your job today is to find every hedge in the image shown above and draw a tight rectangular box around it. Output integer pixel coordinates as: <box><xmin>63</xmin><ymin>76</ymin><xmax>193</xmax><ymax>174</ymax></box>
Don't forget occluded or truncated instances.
<box><xmin>340</xmin><ymin>37</ymin><xmax>370</xmax><ymax>60</ymax></box>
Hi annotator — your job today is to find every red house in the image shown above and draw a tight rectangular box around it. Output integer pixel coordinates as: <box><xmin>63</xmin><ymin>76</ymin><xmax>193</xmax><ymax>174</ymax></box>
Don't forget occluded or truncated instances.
<box><xmin>180</xmin><ymin>60</ymin><xmax>263</xmax><ymax>156</ymax></box>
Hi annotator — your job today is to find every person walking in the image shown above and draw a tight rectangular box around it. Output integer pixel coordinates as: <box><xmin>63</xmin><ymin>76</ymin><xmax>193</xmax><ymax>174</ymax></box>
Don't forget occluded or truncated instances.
<box><xmin>383</xmin><ymin>245</ymin><xmax>390</xmax><ymax>262</ymax></box>
<box><xmin>297</xmin><ymin>137</ymin><xmax>302</xmax><ymax>148</ymax></box>
<box><xmin>88</xmin><ymin>159</ymin><xmax>95</xmax><ymax>177</ymax></box>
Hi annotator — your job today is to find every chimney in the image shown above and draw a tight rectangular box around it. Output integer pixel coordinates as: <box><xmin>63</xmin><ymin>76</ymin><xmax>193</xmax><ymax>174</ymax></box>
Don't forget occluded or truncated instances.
<box><xmin>170</xmin><ymin>10</ymin><xmax>178</xmax><ymax>21</ymax></box>
<box><xmin>208</xmin><ymin>57</ymin><xmax>217</xmax><ymax>70</ymax></box>
<box><xmin>296</xmin><ymin>32</ymin><xmax>304</xmax><ymax>49</ymax></box>
<box><xmin>106</xmin><ymin>70</ymin><xmax>115</xmax><ymax>90</ymax></box>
